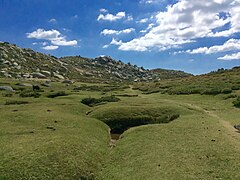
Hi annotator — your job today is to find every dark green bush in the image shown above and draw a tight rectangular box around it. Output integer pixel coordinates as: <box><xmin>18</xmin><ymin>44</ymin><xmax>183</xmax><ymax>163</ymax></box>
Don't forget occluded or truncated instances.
<box><xmin>231</xmin><ymin>86</ymin><xmax>240</xmax><ymax>90</ymax></box>
<box><xmin>81</xmin><ymin>95</ymin><xmax>120</xmax><ymax>107</ymax></box>
<box><xmin>19</xmin><ymin>91</ymin><xmax>41</xmax><ymax>98</ymax></box>
<box><xmin>221</xmin><ymin>88</ymin><xmax>232</xmax><ymax>94</ymax></box>
<box><xmin>223</xmin><ymin>94</ymin><xmax>237</xmax><ymax>100</ymax></box>
<box><xmin>201</xmin><ymin>88</ymin><xmax>222</xmax><ymax>95</ymax></box>
<box><xmin>5</xmin><ymin>100</ymin><xmax>28</xmax><ymax>105</ymax></box>
<box><xmin>233</xmin><ymin>97</ymin><xmax>240</xmax><ymax>108</ymax></box>
<box><xmin>2</xmin><ymin>93</ymin><xmax>13</xmax><ymax>97</ymax></box>
<box><xmin>47</xmin><ymin>91</ymin><xmax>68</xmax><ymax>98</ymax></box>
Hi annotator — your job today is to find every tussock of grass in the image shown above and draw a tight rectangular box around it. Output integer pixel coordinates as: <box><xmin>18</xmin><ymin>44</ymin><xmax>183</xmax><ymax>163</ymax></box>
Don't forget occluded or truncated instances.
<box><xmin>233</xmin><ymin>97</ymin><xmax>240</xmax><ymax>108</ymax></box>
<box><xmin>81</xmin><ymin>95</ymin><xmax>120</xmax><ymax>107</ymax></box>
<box><xmin>19</xmin><ymin>90</ymin><xmax>41</xmax><ymax>98</ymax></box>
<box><xmin>47</xmin><ymin>91</ymin><xmax>68</xmax><ymax>98</ymax></box>
<box><xmin>5</xmin><ymin>100</ymin><xmax>29</xmax><ymax>105</ymax></box>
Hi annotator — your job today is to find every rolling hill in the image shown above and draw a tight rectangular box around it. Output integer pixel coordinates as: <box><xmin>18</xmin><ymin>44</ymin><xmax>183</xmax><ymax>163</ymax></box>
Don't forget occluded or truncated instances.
<box><xmin>0</xmin><ymin>42</ymin><xmax>192</xmax><ymax>83</ymax></box>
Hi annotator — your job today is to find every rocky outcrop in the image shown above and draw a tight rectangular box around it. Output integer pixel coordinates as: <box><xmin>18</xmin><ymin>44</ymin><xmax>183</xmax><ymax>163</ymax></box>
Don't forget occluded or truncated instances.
<box><xmin>0</xmin><ymin>42</ymin><xmax>192</xmax><ymax>83</ymax></box>
<box><xmin>0</xmin><ymin>86</ymin><xmax>15</xmax><ymax>92</ymax></box>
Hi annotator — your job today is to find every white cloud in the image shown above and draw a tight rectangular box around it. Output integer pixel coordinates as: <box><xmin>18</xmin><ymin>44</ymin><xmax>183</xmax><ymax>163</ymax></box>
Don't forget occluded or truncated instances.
<box><xmin>27</xmin><ymin>29</ymin><xmax>60</xmax><ymax>40</ymax></box>
<box><xmin>140</xmin><ymin>0</ymin><xmax>164</xmax><ymax>4</ymax></box>
<box><xmin>72</xmin><ymin>15</ymin><xmax>78</xmax><ymax>19</ymax></box>
<box><xmin>102</xmin><ymin>38</ymin><xmax>123</xmax><ymax>49</ymax></box>
<box><xmin>110</xmin><ymin>38</ymin><xmax>123</xmax><ymax>46</ymax></box>
<box><xmin>101</xmin><ymin>28</ymin><xmax>135</xmax><ymax>35</ymax></box>
<box><xmin>100</xmin><ymin>8</ymin><xmax>108</xmax><ymax>13</ymax></box>
<box><xmin>32</xmin><ymin>42</ymin><xmax>48</xmax><ymax>46</ymax></box>
<box><xmin>51</xmin><ymin>39</ymin><xmax>77</xmax><ymax>46</ymax></box>
<box><xmin>186</xmin><ymin>39</ymin><xmax>240</xmax><ymax>54</ymax></box>
<box><xmin>126</xmin><ymin>15</ymin><xmax>133</xmax><ymax>21</ymax></box>
<box><xmin>27</xmin><ymin>29</ymin><xmax>78</xmax><ymax>49</ymax></box>
<box><xmin>97</xmin><ymin>11</ymin><xmax>126</xmax><ymax>21</ymax></box>
<box><xmin>115</xmin><ymin>0</ymin><xmax>240</xmax><ymax>52</ymax></box>
<box><xmin>138</xmin><ymin>18</ymin><xmax>148</xmax><ymax>23</ymax></box>
<box><xmin>49</xmin><ymin>18</ymin><xmax>57</xmax><ymax>23</ymax></box>
<box><xmin>218</xmin><ymin>52</ymin><xmax>240</xmax><ymax>60</ymax></box>
<box><xmin>102</xmin><ymin>44</ymin><xmax>109</xmax><ymax>48</ymax></box>
<box><xmin>42</xmin><ymin>45</ymin><xmax>59</xmax><ymax>50</ymax></box>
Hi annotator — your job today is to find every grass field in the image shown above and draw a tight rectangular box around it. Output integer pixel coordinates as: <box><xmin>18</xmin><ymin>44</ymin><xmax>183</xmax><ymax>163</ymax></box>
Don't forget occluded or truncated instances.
<box><xmin>0</xmin><ymin>78</ymin><xmax>240</xmax><ymax>179</ymax></box>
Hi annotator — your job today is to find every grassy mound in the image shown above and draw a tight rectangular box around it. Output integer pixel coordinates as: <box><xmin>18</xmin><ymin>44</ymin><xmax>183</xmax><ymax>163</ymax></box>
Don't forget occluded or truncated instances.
<box><xmin>81</xmin><ymin>95</ymin><xmax>120</xmax><ymax>107</ymax></box>
<box><xmin>90</xmin><ymin>106</ymin><xmax>180</xmax><ymax>133</ymax></box>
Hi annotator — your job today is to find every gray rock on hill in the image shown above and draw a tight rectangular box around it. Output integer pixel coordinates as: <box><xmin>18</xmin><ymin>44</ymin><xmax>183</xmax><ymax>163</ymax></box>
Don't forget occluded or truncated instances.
<box><xmin>0</xmin><ymin>86</ymin><xmax>15</xmax><ymax>92</ymax></box>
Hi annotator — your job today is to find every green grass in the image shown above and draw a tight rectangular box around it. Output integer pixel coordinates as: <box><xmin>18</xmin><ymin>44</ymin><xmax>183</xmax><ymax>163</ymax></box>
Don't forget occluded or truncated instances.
<box><xmin>90</xmin><ymin>105</ymin><xmax>180</xmax><ymax>133</ymax></box>
<box><xmin>0</xmin><ymin>78</ymin><xmax>240</xmax><ymax>179</ymax></box>
<box><xmin>81</xmin><ymin>95</ymin><xmax>120</xmax><ymax>107</ymax></box>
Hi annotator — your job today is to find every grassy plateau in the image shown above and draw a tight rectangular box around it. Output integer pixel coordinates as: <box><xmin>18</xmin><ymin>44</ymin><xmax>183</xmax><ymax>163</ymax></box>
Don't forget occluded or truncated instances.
<box><xmin>0</xmin><ymin>76</ymin><xmax>240</xmax><ymax>179</ymax></box>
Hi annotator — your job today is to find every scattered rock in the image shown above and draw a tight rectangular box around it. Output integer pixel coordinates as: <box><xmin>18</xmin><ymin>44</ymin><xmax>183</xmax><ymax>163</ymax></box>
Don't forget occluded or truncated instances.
<box><xmin>62</xmin><ymin>79</ymin><xmax>74</xmax><ymax>84</ymax></box>
<box><xmin>32</xmin><ymin>72</ymin><xmax>46</xmax><ymax>79</ymax></box>
<box><xmin>53</xmin><ymin>72</ymin><xmax>65</xmax><ymax>80</ymax></box>
<box><xmin>40</xmin><ymin>70</ymin><xmax>51</xmax><ymax>77</ymax></box>
<box><xmin>17</xmin><ymin>83</ymin><xmax>33</xmax><ymax>87</ymax></box>
<box><xmin>46</xmin><ymin>126</ymin><xmax>56</xmax><ymax>131</ymax></box>
<box><xmin>0</xmin><ymin>86</ymin><xmax>15</xmax><ymax>92</ymax></box>
<box><xmin>234</xmin><ymin>124</ymin><xmax>240</xmax><ymax>131</ymax></box>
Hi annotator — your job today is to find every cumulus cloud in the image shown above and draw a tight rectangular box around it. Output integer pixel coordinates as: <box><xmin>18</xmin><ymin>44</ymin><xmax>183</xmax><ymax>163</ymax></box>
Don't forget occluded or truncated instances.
<box><xmin>126</xmin><ymin>15</ymin><xmax>134</xmax><ymax>21</ymax></box>
<box><xmin>101</xmin><ymin>28</ymin><xmax>135</xmax><ymax>36</ymax></box>
<box><xmin>48</xmin><ymin>18</ymin><xmax>57</xmax><ymax>23</ymax></box>
<box><xmin>97</xmin><ymin>11</ymin><xmax>126</xmax><ymax>21</ymax></box>
<box><xmin>185</xmin><ymin>39</ymin><xmax>240</xmax><ymax>54</ymax></box>
<box><xmin>218</xmin><ymin>52</ymin><xmax>240</xmax><ymax>60</ymax></box>
<box><xmin>27</xmin><ymin>29</ymin><xmax>60</xmax><ymax>40</ymax></box>
<box><xmin>140</xmin><ymin>0</ymin><xmax>164</xmax><ymax>4</ymax></box>
<box><xmin>115</xmin><ymin>0</ymin><xmax>240</xmax><ymax>52</ymax></box>
<box><xmin>32</xmin><ymin>42</ymin><xmax>48</xmax><ymax>46</ymax></box>
<box><xmin>102</xmin><ymin>38</ymin><xmax>123</xmax><ymax>49</ymax></box>
<box><xmin>137</xmin><ymin>18</ymin><xmax>148</xmax><ymax>23</ymax></box>
<box><xmin>42</xmin><ymin>45</ymin><xmax>59</xmax><ymax>50</ymax></box>
<box><xmin>100</xmin><ymin>8</ymin><xmax>108</xmax><ymax>13</ymax></box>
<box><xmin>110</xmin><ymin>38</ymin><xmax>123</xmax><ymax>46</ymax></box>
<box><xmin>27</xmin><ymin>29</ymin><xmax>77</xmax><ymax>50</ymax></box>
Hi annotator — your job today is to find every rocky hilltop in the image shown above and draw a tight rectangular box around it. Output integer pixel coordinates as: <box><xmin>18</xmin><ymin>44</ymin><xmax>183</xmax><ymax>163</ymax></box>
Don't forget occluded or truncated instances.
<box><xmin>0</xmin><ymin>42</ymin><xmax>192</xmax><ymax>82</ymax></box>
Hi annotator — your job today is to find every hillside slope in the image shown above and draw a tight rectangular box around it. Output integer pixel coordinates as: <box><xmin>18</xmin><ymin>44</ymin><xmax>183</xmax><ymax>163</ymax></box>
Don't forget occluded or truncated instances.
<box><xmin>0</xmin><ymin>42</ymin><xmax>192</xmax><ymax>82</ymax></box>
<box><xmin>134</xmin><ymin>66</ymin><xmax>240</xmax><ymax>95</ymax></box>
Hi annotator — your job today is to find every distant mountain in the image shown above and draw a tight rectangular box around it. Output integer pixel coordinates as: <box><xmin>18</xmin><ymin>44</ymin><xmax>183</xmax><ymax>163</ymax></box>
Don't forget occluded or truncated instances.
<box><xmin>0</xmin><ymin>42</ymin><xmax>192</xmax><ymax>82</ymax></box>
<box><xmin>150</xmin><ymin>68</ymin><xmax>193</xmax><ymax>79</ymax></box>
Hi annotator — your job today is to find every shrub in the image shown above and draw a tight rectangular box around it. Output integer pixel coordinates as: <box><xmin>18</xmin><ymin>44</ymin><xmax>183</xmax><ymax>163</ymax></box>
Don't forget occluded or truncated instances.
<box><xmin>201</xmin><ymin>88</ymin><xmax>222</xmax><ymax>95</ymax></box>
<box><xmin>47</xmin><ymin>91</ymin><xmax>68</xmax><ymax>98</ymax></box>
<box><xmin>19</xmin><ymin>91</ymin><xmax>41</xmax><ymax>98</ymax></box>
<box><xmin>221</xmin><ymin>88</ymin><xmax>232</xmax><ymax>94</ymax></box>
<box><xmin>81</xmin><ymin>95</ymin><xmax>120</xmax><ymax>107</ymax></box>
<box><xmin>5</xmin><ymin>100</ymin><xmax>28</xmax><ymax>105</ymax></box>
<box><xmin>2</xmin><ymin>93</ymin><xmax>13</xmax><ymax>97</ymax></box>
<box><xmin>233</xmin><ymin>97</ymin><xmax>240</xmax><ymax>108</ymax></box>
<box><xmin>223</xmin><ymin>94</ymin><xmax>237</xmax><ymax>100</ymax></box>
<box><xmin>231</xmin><ymin>85</ymin><xmax>240</xmax><ymax>90</ymax></box>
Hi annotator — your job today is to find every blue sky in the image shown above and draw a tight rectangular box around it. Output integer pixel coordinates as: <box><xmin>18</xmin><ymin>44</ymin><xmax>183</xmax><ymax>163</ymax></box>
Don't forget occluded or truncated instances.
<box><xmin>0</xmin><ymin>0</ymin><xmax>240</xmax><ymax>74</ymax></box>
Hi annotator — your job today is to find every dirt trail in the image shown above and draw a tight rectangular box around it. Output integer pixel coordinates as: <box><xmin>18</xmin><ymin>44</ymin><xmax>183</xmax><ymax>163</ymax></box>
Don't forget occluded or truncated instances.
<box><xmin>204</xmin><ymin>109</ymin><xmax>240</xmax><ymax>147</ymax></box>
<box><xmin>185</xmin><ymin>103</ymin><xmax>240</xmax><ymax>150</ymax></box>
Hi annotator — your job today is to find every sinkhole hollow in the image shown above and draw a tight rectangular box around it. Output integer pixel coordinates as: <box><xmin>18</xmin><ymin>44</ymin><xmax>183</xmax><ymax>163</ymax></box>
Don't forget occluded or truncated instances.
<box><xmin>90</xmin><ymin>106</ymin><xmax>180</xmax><ymax>140</ymax></box>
